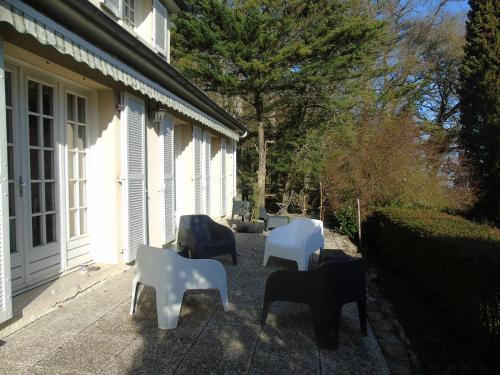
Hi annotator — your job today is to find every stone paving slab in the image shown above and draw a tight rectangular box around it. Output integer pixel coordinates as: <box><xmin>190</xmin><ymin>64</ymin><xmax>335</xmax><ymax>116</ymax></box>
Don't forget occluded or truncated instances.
<box><xmin>0</xmin><ymin>231</ymin><xmax>390</xmax><ymax>374</ymax></box>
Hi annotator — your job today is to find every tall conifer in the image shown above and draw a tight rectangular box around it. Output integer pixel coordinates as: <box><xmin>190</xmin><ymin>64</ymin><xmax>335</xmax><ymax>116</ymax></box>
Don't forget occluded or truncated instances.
<box><xmin>459</xmin><ymin>0</ymin><xmax>500</xmax><ymax>225</ymax></box>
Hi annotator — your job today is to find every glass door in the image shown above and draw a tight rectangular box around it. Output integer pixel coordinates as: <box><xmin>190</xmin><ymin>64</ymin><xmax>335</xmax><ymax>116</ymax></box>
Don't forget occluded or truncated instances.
<box><xmin>24</xmin><ymin>78</ymin><xmax>60</xmax><ymax>282</ymax></box>
<box><xmin>4</xmin><ymin>67</ymin><xmax>26</xmax><ymax>290</ymax></box>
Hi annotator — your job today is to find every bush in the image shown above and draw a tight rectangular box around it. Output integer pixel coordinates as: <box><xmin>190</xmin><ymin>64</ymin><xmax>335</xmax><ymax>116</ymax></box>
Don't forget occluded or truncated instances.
<box><xmin>364</xmin><ymin>208</ymin><xmax>500</xmax><ymax>370</ymax></box>
<box><xmin>334</xmin><ymin>204</ymin><xmax>358</xmax><ymax>240</ymax></box>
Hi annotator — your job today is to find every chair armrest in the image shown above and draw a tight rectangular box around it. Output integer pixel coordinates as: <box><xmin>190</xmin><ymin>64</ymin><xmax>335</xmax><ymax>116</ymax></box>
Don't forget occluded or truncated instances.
<box><xmin>177</xmin><ymin>227</ymin><xmax>200</xmax><ymax>249</ymax></box>
<box><xmin>208</xmin><ymin>220</ymin><xmax>235</xmax><ymax>241</ymax></box>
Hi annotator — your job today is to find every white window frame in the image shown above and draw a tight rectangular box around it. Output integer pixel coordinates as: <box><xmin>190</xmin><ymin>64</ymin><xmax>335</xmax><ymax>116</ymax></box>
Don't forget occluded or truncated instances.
<box><xmin>153</xmin><ymin>0</ymin><xmax>168</xmax><ymax>57</ymax></box>
<box><xmin>122</xmin><ymin>0</ymin><xmax>136</xmax><ymax>27</ymax></box>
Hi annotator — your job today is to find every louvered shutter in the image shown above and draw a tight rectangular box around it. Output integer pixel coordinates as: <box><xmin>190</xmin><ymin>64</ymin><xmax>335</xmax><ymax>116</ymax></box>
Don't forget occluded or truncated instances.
<box><xmin>0</xmin><ymin>43</ymin><xmax>12</xmax><ymax>324</ymax></box>
<box><xmin>226</xmin><ymin>140</ymin><xmax>234</xmax><ymax>211</ymax></box>
<box><xmin>203</xmin><ymin>132</ymin><xmax>211</xmax><ymax>215</ymax></box>
<box><xmin>122</xmin><ymin>93</ymin><xmax>146</xmax><ymax>263</ymax></box>
<box><xmin>193</xmin><ymin>126</ymin><xmax>203</xmax><ymax>214</ymax></box>
<box><xmin>153</xmin><ymin>0</ymin><xmax>167</xmax><ymax>56</ymax></box>
<box><xmin>220</xmin><ymin>139</ymin><xmax>226</xmax><ymax>216</ymax></box>
<box><xmin>161</xmin><ymin>115</ymin><xmax>175</xmax><ymax>244</ymax></box>
<box><xmin>101</xmin><ymin>0</ymin><xmax>121</xmax><ymax>18</ymax></box>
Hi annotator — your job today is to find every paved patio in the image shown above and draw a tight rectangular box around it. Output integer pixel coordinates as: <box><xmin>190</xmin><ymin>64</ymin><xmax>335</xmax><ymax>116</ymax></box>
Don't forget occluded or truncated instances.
<box><xmin>0</xmin><ymin>230</ymin><xmax>389</xmax><ymax>374</ymax></box>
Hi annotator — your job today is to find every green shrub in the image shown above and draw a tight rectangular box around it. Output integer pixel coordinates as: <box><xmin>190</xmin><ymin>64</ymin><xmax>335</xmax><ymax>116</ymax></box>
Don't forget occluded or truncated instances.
<box><xmin>335</xmin><ymin>204</ymin><xmax>358</xmax><ymax>240</ymax></box>
<box><xmin>364</xmin><ymin>208</ymin><xmax>500</xmax><ymax>369</ymax></box>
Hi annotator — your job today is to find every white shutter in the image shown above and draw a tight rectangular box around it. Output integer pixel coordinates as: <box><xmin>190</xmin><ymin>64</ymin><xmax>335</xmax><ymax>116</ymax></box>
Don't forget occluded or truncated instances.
<box><xmin>203</xmin><ymin>132</ymin><xmax>211</xmax><ymax>215</ymax></box>
<box><xmin>226</xmin><ymin>140</ymin><xmax>234</xmax><ymax>212</ymax></box>
<box><xmin>121</xmin><ymin>93</ymin><xmax>146</xmax><ymax>263</ymax></box>
<box><xmin>153</xmin><ymin>0</ymin><xmax>167</xmax><ymax>56</ymax></box>
<box><xmin>232</xmin><ymin>140</ymin><xmax>237</xmax><ymax>199</ymax></box>
<box><xmin>0</xmin><ymin>39</ymin><xmax>12</xmax><ymax>324</ymax></box>
<box><xmin>101</xmin><ymin>0</ymin><xmax>121</xmax><ymax>18</ymax></box>
<box><xmin>161</xmin><ymin>115</ymin><xmax>175</xmax><ymax>244</ymax></box>
<box><xmin>193</xmin><ymin>126</ymin><xmax>203</xmax><ymax>214</ymax></box>
<box><xmin>220</xmin><ymin>139</ymin><xmax>226</xmax><ymax>216</ymax></box>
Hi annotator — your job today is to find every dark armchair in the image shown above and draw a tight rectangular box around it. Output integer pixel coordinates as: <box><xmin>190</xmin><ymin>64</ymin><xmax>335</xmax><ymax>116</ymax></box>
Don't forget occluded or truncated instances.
<box><xmin>261</xmin><ymin>258</ymin><xmax>367</xmax><ymax>349</ymax></box>
<box><xmin>177</xmin><ymin>215</ymin><xmax>237</xmax><ymax>265</ymax></box>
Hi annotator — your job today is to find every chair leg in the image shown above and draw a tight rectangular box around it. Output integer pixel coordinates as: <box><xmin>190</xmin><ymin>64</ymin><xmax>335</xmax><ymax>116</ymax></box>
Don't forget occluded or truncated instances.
<box><xmin>130</xmin><ymin>279</ymin><xmax>141</xmax><ymax>316</ymax></box>
<box><xmin>261</xmin><ymin>301</ymin><xmax>272</xmax><ymax>326</ymax></box>
<box><xmin>331</xmin><ymin>305</ymin><xmax>342</xmax><ymax>349</ymax></box>
<box><xmin>219</xmin><ymin>287</ymin><xmax>230</xmax><ymax>312</ymax></box>
<box><xmin>263</xmin><ymin>252</ymin><xmax>270</xmax><ymax>267</ymax></box>
<box><xmin>297</xmin><ymin>255</ymin><xmax>309</xmax><ymax>271</ymax></box>
<box><xmin>156</xmin><ymin>289</ymin><xmax>183</xmax><ymax>329</ymax></box>
<box><xmin>357</xmin><ymin>298</ymin><xmax>368</xmax><ymax>335</ymax></box>
<box><xmin>231</xmin><ymin>251</ymin><xmax>237</xmax><ymax>265</ymax></box>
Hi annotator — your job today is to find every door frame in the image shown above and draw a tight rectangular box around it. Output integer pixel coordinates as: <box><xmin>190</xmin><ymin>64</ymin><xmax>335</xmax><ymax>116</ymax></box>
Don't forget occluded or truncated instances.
<box><xmin>19</xmin><ymin>70</ymin><xmax>61</xmax><ymax>285</ymax></box>
<box><xmin>5</xmin><ymin>54</ymin><xmax>98</xmax><ymax>293</ymax></box>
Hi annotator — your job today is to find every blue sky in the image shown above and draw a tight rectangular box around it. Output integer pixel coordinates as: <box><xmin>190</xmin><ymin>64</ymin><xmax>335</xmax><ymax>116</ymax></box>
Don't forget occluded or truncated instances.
<box><xmin>413</xmin><ymin>0</ymin><xmax>470</xmax><ymax>16</ymax></box>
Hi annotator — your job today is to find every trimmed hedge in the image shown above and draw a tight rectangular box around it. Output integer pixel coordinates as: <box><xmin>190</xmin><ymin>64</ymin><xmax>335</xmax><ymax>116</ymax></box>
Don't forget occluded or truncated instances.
<box><xmin>364</xmin><ymin>208</ymin><xmax>500</xmax><ymax>368</ymax></box>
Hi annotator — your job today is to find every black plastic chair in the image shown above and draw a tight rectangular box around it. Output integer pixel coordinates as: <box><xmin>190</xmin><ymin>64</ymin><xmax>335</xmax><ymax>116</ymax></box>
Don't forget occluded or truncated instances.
<box><xmin>177</xmin><ymin>215</ymin><xmax>237</xmax><ymax>265</ymax></box>
<box><xmin>261</xmin><ymin>258</ymin><xmax>367</xmax><ymax>349</ymax></box>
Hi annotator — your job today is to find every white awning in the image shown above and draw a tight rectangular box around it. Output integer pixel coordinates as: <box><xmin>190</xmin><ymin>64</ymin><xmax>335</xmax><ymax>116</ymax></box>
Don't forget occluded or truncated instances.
<box><xmin>0</xmin><ymin>0</ymin><xmax>240</xmax><ymax>140</ymax></box>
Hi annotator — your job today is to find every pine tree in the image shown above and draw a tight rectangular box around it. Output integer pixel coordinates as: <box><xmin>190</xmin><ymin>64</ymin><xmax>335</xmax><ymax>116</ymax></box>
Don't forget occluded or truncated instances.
<box><xmin>172</xmin><ymin>0</ymin><xmax>385</xmax><ymax>208</ymax></box>
<box><xmin>459</xmin><ymin>0</ymin><xmax>500</xmax><ymax>225</ymax></box>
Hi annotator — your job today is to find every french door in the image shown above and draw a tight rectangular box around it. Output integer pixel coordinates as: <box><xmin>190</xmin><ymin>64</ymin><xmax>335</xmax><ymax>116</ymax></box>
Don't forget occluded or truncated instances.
<box><xmin>6</xmin><ymin>68</ymin><xmax>61</xmax><ymax>290</ymax></box>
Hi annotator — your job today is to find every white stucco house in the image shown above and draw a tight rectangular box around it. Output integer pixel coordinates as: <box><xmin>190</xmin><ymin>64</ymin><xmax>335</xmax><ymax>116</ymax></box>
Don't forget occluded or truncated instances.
<box><xmin>0</xmin><ymin>0</ymin><xmax>247</xmax><ymax>327</ymax></box>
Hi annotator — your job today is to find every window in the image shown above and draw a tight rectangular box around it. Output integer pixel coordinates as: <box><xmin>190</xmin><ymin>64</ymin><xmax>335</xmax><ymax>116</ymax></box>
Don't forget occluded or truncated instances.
<box><xmin>123</xmin><ymin>0</ymin><xmax>135</xmax><ymax>27</ymax></box>
<box><xmin>5</xmin><ymin>71</ymin><xmax>17</xmax><ymax>253</ymax></box>
<box><xmin>28</xmin><ymin>80</ymin><xmax>57</xmax><ymax>247</ymax></box>
<box><xmin>66</xmin><ymin>93</ymin><xmax>88</xmax><ymax>239</ymax></box>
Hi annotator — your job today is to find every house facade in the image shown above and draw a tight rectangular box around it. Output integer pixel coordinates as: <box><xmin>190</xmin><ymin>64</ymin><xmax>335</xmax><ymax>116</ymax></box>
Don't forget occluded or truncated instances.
<box><xmin>0</xmin><ymin>0</ymin><xmax>246</xmax><ymax>325</ymax></box>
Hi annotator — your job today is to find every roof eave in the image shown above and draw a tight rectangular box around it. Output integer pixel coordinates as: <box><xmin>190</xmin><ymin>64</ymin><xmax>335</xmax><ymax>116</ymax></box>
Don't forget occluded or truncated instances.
<box><xmin>27</xmin><ymin>0</ymin><xmax>247</xmax><ymax>136</ymax></box>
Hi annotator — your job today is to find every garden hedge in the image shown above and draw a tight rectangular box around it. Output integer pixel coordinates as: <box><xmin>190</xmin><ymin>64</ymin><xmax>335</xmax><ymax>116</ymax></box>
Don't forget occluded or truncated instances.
<box><xmin>364</xmin><ymin>208</ymin><xmax>500</xmax><ymax>367</ymax></box>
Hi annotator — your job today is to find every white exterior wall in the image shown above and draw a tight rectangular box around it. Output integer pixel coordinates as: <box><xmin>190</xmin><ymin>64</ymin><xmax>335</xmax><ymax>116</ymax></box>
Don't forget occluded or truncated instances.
<box><xmin>91</xmin><ymin>91</ymin><xmax>123</xmax><ymax>264</ymax></box>
<box><xmin>88</xmin><ymin>0</ymin><xmax>172</xmax><ymax>62</ymax></box>
<box><xmin>0</xmin><ymin>2</ymin><xmax>240</xmax><ymax>311</ymax></box>
<box><xmin>174</xmin><ymin>122</ymin><xmax>194</xmax><ymax>226</ymax></box>
<box><xmin>146</xmin><ymin>120</ymin><xmax>163</xmax><ymax>247</ymax></box>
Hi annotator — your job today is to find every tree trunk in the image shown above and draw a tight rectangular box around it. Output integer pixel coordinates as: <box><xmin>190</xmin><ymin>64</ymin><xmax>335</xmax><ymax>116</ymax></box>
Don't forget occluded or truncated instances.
<box><xmin>256</xmin><ymin>94</ymin><xmax>266</xmax><ymax>209</ymax></box>
<box><xmin>282</xmin><ymin>174</ymin><xmax>293</xmax><ymax>206</ymax></box>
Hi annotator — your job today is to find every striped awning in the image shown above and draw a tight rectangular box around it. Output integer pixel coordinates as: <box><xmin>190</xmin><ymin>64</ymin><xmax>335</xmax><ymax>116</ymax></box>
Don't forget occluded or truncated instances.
<box><xmin>0</xmin><ymin>0</ymin><xmax>240</xmax><ymax>140</ymax></box>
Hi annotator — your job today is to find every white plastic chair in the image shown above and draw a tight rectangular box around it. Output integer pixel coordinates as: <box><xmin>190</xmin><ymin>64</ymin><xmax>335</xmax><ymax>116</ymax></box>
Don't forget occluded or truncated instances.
<box><xmin>263</xmin><ymin>218</ymin><xmax>324</xmax><ymax>271</ymax></box>
<box><xmin>130</xmin><ymin>244</ymin><xmax>229</xmax><ymax>329</ymax></box>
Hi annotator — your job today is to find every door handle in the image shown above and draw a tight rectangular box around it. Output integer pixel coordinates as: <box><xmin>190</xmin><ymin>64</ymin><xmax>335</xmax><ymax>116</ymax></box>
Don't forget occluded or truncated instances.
<box><xmin>18</xmin><ymin>176</ymin><xmax>26</xmax><ymax>197</ymax></box>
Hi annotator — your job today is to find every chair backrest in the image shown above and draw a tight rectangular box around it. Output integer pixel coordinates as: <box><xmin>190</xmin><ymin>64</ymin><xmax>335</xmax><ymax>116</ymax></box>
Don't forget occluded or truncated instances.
<box><xmin>258</xmin><ymin>207</ymin><xmax>268</xmax><ymax>221</ymax></box>
<box><xmin>136</xmin><ymin>244</ymin><xmax>183</xmax><ymax>285</ymax></box>
<box><xmin>178</xmin><ymin>215</ymin><xmax>212</xmax><ymax>242</ymax></box>
<box><xmin>232</xmin><ymin>200</ymin><xmax>249</xmax><ymax>216</ymax></box>
<box><xmin>284</xmin><ymin>219</ymin><xmax>324</xmax><ymax>248</ymax></box>
<box><xmin>316</xmin><ymin>258</ymin><xmax>366</xmax><ymax>304</ymax></box>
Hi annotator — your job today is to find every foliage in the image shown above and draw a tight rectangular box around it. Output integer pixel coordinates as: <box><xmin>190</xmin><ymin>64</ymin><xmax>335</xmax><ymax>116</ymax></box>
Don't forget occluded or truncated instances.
<box><xmin>459</xmin><ymin>0</ymin><xmax>500</xmax><ymax>226</ymax></box>
<box><xmin>334</xmin><ymin>204</ymin><xmax>358</xmax><ymax>240</ymax></box>
<box><xmin>364</xmin><ymin>207</ymin><xmax>500</xmax><ymax>372</ymax></box>
<box><xmin>323</xmin><ymin>112</ymin><xmax>476</xmax><ymax>217</ymax></box>
<box><xmin>172</xmin><ymin>0</ymin><xmax>386</xmax><ymax>208</ymax></box>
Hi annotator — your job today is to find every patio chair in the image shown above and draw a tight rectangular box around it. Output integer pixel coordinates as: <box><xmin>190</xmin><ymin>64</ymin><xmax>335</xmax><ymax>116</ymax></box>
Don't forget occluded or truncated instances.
<box><xmin>261</xmin><ymin>258</ymin><xmax>367</xmax><ymax>349</ymax></box>
<box><xmin>263</xmin><ymin>218</ymin><xmax>324</xmax><ymax>270</ymax></box>
<box><xmin>258</xmin><ymin>207</ymin><xmax>290</xmax><ymax>231</ymax></box>
<box><xmin>177</xmin><ymin>215</ymin><xmax>237</xmax><ymax>265</ymax></box>
<box><xmin>130</xmin><ymin>244</ymin><xmax>229</xmax><ymax>329</ymax></box>
<box><xmin>231</xmin><ymin>200</ymin><xmax>250</xmax><ymax>221</ymax></box>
